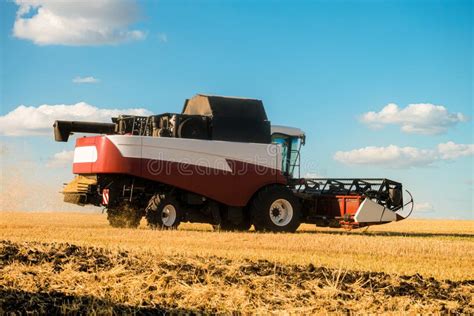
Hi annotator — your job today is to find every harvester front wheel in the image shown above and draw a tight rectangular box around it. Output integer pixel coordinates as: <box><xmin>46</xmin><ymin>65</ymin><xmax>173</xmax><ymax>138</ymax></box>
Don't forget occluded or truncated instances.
<box><xmin>250</xmin><ymin>186</ymin><xmax>301</xmax><ymax>233</ymax></box>
<box><xmin>146</xmin><ymin>195</ymin><xmax>182</xmax><ymax>230</ymax></box>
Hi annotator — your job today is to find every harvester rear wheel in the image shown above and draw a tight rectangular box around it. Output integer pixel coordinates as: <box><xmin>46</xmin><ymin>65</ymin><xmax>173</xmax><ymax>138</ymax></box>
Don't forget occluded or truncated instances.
<box><xmin>146</xmin><ymin>195</ymin><xmax>182</xmax><ymax>230</ymax></box>
<box><xmin>250</xmin><ymin>185</ymin><xmax>301</xmax><ymax>233</ymax></box>
<box><xmin>107</xmin><ymin>203</ymin><xmax>142</xmax><ymax>228</ymax></box>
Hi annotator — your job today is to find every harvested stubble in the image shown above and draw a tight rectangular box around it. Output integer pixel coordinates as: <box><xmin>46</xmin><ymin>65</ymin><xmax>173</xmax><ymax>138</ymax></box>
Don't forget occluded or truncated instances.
<box><xmin>1</xmin><ymin>212</ymin><xmax>473</xmax><ymax>313</ymax></box>
<box><xmin>1</xmin><ymin>240</ymin><xmax>473</xmax><ymax>314</ymax></box>
<box><xmin>1</xmin><ymin>212</ymin><xmax>473</xmax><ymax>281</ymax></box>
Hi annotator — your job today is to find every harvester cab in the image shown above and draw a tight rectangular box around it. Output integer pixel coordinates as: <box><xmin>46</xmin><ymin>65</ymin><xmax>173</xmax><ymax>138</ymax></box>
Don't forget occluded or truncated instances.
<box><xmin>53</xmin><ymin>94</ymin><xmax>413</xmax><ymax>232</ymax></box>
<box><xmin>270</xmin><ymin>126</ymin><xmax>306</xmax><ymax>179</ymax></box>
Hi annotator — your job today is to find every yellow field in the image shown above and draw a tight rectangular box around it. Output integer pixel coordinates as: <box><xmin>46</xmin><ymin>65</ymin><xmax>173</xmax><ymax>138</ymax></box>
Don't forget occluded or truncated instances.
<box><xmin>1</xmin><ymin>211</ymin><xmax>473</xmax><ymax>313</ymax></box>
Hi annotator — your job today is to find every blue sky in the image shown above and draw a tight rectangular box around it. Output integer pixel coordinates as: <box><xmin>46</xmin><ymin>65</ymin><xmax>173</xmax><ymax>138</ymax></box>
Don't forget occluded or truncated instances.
<box><xmin>0</xmin><ymin>0</ymin><xmax>472</xmax><ymax>219</ymax></box>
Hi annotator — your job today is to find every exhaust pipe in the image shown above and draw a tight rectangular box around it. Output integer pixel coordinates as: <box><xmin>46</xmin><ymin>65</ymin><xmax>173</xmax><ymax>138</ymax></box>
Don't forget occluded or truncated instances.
<box><xmin>53</xmin><ymin>120</ymin><xmax>116</xmax><ymax>142</ymax></box>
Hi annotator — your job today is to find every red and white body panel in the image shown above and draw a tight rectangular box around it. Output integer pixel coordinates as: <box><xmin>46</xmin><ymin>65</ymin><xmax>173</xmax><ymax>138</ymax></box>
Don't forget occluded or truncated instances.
<box><xmin>73</xmin><ymin>135</ymin><xmax>286</xmax><ymax>206</ymax></box>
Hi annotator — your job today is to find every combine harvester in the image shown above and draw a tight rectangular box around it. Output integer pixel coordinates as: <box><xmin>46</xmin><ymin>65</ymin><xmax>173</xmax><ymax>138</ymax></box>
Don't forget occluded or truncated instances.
<box><xmin>54</xmin><ymin>94</ymin><xmax>413</xmax><ymax>232</ymax></box>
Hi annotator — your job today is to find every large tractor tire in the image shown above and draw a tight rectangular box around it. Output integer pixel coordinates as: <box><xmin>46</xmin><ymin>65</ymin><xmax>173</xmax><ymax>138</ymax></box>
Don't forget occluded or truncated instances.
<box><xmin>107</xmin><ymin>203</ymin><xmax>142</xmax><ymax>228</ymax></box>
<box><xmin>146</xmin><ymin>194</ymin><xmax>182</xmax><ymax>230</ymax></box>
<box><xmin>250</xmin><ymin>185</ymin><xmax>301</xmax><ymax>233</ymax></box>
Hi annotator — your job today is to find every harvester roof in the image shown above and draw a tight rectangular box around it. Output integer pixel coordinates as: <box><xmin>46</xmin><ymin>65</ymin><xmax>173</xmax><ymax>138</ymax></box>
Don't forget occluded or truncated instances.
<box><xmin>182</xmin><ymin>94</ymin><xmax>268</xmax><ymax>121</ymax></box>
<box><xmin>271</xmin><ymin>125</ymin><xmax>305</xmax><ymax>138</ymax></box>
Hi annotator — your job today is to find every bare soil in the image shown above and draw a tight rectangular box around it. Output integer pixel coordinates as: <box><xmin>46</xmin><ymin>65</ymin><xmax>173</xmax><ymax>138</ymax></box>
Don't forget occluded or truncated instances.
<box><xmin>1</xmin><ymin>240</ymin><xmax>473</xmax><ymax>314</ymax></box>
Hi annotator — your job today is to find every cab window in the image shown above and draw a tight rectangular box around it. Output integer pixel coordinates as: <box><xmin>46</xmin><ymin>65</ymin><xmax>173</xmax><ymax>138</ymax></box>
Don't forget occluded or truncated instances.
<box><xmin>288</xmin><ymin>137</ymin><xmax>301</xmax><ymax>176</ymax></box>
<box><xmin>272</xmin><ymin>134</ymin><xmax>301</xmax><ymax>177</ymax></box>
<box><xmin>272</xmin><ymin>135</ymin><xmax>289</xmax><ymax>174</ymax></box>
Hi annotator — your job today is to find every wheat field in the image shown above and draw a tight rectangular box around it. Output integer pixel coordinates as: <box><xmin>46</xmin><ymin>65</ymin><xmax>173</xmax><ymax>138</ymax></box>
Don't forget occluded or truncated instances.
<box><xmin>1</xmin><ymin>211</ymin><xmax>473</xmax><ymax>313</ymax></box>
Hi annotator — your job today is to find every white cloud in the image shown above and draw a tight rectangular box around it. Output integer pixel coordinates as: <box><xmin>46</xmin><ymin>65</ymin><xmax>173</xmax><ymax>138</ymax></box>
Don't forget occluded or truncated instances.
<box><xmin>437</xmin><ymin>141</ymin><xmax>474</xmax><ymax>160</ymax></box>
<box><xmin>47</xmin><ymin>150</ymin><xmax>74</xmax><ymax>168</ymax></box>
<box><xmin>414</xmin><ymin>202</ymin><xmax>434</xmax><ymax>213</ymax></box>
<box><xmin>0</xmin><ymin>102</ymin><xmax>152</xmax><ymax>136</ymax></box>
<box><xmin>334</xmin><ymin>145</ymin><xmax>437</xmax><ymax>168</ymax></box>
<box><xmin>334</xmin><ymin>142</ymin><xmax>473</xmax><ymax>168</ymax></box>
<box><xmin>13</xmin><ymin>0</ymin><xmax>146</xmax><ymax>46</ymax></box>
<box><xmin>73</xmin><ymin>76</ymin><xmax>100</xmax><ymax>84</ymax></box>
<box><xmin>361</xmin><ymin>103</ymin><xmax>468</xmax><ymax>135</ymax></box>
